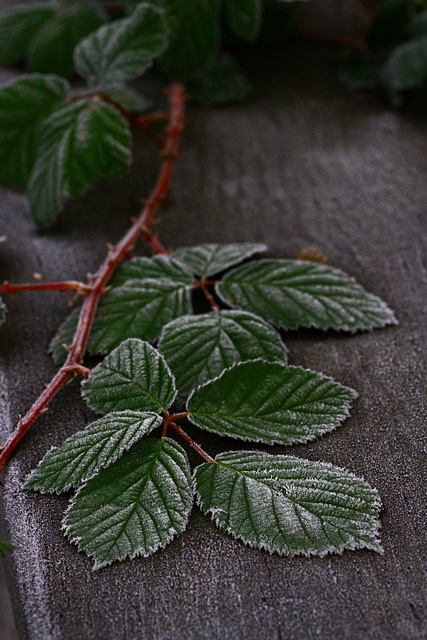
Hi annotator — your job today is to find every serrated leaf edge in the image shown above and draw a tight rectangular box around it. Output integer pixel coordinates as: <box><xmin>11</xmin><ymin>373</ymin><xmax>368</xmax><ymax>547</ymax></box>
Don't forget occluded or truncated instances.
<box><xmin>216</xmin><ymin>258</ymin><xmax>398</xmax><ymax>333</ymax></box>
<box><xmin>194</xmin><ymin>452</ymin><xmax>383</xmax><ymax>558</ymax></box>
<box><xmin>173</xmin><ymin>242</ymin><xmax>269</xmax><ymax>277</ymax></box>
<box><xmin>24</xmin><ymin>410</ymin><xmax>163</xmax><ymax>495</ymax></box>
<box><xmin>157</xmin><ymin>308</ymin><xmax>288</xmax><ymax>361</ymax></box>
<box><xmin>81</xmin><ymin>338</ymin><xmax>178</xmax><ymax>413</ymax></box>
<box><xmin>62</xmin><ymin>437</ymin><xmax>194</xmax><ymax>569</ymax></box>
<box><xmin>186</xmin><ymin>358</ymin><xmax>358</xmax><ymax>446</ymax></box>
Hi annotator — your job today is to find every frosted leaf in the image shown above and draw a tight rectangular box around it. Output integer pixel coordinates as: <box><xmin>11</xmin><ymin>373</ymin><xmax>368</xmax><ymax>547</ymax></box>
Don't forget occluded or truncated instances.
<box><xmin>224</xmin><ymin>0</ymin><xmax>262</xmax><ymax>42</ymax></box>
<box><xmin>25</xmin><ymin>411</ymin><xmax>162</xmax><ymax>494</ymax></box>
<box><xmin>110</xmin><ymin>255</ymin><xmax>194</xmax><ymax>287</ymax></box>
<box><xmin>159</xmin><ymin>310</ymin><xmax>287</xmax><ymax>398</ymax></box>
<box><xmin>82</xmin><ymin>339</ymin><xmax>176</xmax><ymax>414</ymax></box>
<box><xmin>64</xmin><ymin>438</ymin><xmax>193</xmax><ymax>567</ymax></box>
<box><xmin>27</xmin><ymin>97</ymin><xmax>131</xmax><ymax>227</ymax></box>
<box><xmin>187</xmin><ymin>360</ymin><xmax>356</xmax><ymax>445</ymax></box>
<box><xmin>172</xmin><ymin>242</ymin><xmax>267</xmax><ymax>278</ymax></box>
<box><xmin>74</xmin><ymin>3</ymin><xmax>169</xmax><ymax>86</ymax></box>
<box><xmin>89</xmin><ymin>277</ymin><xmax>193</xmax><ymax>353</ymax></box>
<box><xmin>195</xmin><ymin>451</ymin><xmax>382</xmax><ymax>556</ymax></box>
<box><xmin>216</xmin><ymin>259</ymin><xmax>397</xmax><ymax>332</ymax></box>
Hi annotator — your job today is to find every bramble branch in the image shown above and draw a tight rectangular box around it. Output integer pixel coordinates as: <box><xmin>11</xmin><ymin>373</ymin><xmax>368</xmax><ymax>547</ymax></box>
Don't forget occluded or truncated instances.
<box><xmin>0</xmin><ymin>281</ymin><xmax>91</xmax><ymax>295</ymax></box>
<box><xmin>0</xmin><ymin>82</ymin><xmax>187</xmax><ymax>477</ymax></box>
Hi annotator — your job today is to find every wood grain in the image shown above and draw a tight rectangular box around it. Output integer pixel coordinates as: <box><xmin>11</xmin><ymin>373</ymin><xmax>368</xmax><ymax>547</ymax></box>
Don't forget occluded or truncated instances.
<box><xmin>0</xmin><ymin>41</ymin><xmax>426</xmax><ymax>640</ymax></box>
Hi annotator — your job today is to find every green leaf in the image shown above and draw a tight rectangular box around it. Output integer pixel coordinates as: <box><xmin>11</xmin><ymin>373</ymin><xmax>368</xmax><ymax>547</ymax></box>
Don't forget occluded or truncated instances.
<box><xmin>82</xmin><ymin>338</ymin><xmax>176</xmax><ymax>414</ymax></box>
<box><xmin>0</xmin><ymin>4</ymin><xmax>55</xmax><ymax>66</ymax></box>
<box><xmin>49</xmin><ymin>306</ymin><xmax>80</xmax><ymax>365</ymax></box>
<box><xmin>224</xmin><ymin>0</ymin><xmax>261</xmax><ymax>42</ymax></box>
<box><xmin>216</xmin><ymin>259</ymin><xmax>397</xmax><ymax>332</ymax></box>
<box><xmin>89</xmin><ymin>277</ymin><xmax>193</xmax><ymax>353</ymax></box>
<box><xmin>28</xmin><ymin>4</ymin><xmax>109</xmax><ymax>78</ymax></box>
<box><xmin>0</xmin><ymin>538</ymin><xmax>13</xmax><ymax>556</ymax></box>
<box><xmin>159</xmin><ymin>310</ymin><xmax>287</xmax><ymax>398</ymax></box>
<box><xmin>172</xmin><ymin>242</ymin><xmax>267</xmax><ymax>278</ymax></box>
<box><xmin>49</xmin><ymin>257</ymin><xmax>194</xmax><ymax>363</ymax></box>
<box><xmin>0</xmin><ymin>74</ymin><xmax>68</xmax><ymax>189</ymax></box>
<box><xmin>74</xmin><ymin>3</ymin><xmax>169</xmax><ymax>86</ymax></box>
<box><xmin>110</xmin><ymin>255</ymin><xmax>194</xmax><ymax>286</ymax></box>
<box><xmin>195</xmin><ymin>451</ymin><xmax>382</xmax><ymax>557</ymax></box>
<box><xmin>64</xmin><ymin>438</ymin><xmax>193</xmax><ymax>567</ymax></box>
<box><xmin>152</xmin><ymin>0</ymin><xmax>220</xmax><ymax>81</ymax></box>
<box><xmin>98</xmin><ymin>84</ymin><xmax>152</xmax><ymax>113</ymax></box>
<box><xmin>189</xmin><ymin>53</ymin><xmax>255</xmax><ymax>107</ymax></box>
<box><xmin>187</xmin><ymin>360</ymin><xmax>356</xmax><ymax>445</ymax></box>
<box><xmin>381</xmin><ymin>35</ymin><xmax>427</xmax><ymax>92</ymax></box>
<box><xmin>25</xmin><ymin>411</ymin><xmax>162</xmax><ymax>494</ymax></box>
<box><xmin>27</xmin><ymin>97</ymin><xmax>132</xmax><ymax>228</ymax></box>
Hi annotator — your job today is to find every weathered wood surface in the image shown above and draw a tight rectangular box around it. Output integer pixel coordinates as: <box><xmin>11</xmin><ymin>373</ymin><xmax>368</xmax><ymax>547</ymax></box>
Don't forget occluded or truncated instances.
<box><xmin>0</xmin><ymin>41</ymin><xmax>426</xmax><ymax>640</ymax></box>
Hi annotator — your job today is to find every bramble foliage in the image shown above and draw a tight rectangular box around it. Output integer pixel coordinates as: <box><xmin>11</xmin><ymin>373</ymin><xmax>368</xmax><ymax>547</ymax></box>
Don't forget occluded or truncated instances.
<box><xmin>26</xmin><ymin>243</ymin><xmax>396</xmax><ymax>567</ymax></box>
<box><xmin>342</xmin><ymin>0</ymin><xmax>427</xmax><ymax>106</ymax></box>
<box><xmin>0</xmin><ymin>2</ymin><xmax>401</xmax><ymax>568</ymax></box>
<box><xmin>0</xmin><ymin>0</ymin><xmax>299</xmax><ymax>231</ymax></box>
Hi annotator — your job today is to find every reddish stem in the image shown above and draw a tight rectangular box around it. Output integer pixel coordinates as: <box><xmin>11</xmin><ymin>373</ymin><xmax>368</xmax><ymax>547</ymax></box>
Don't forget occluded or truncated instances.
<box><xmin>0</xmin><ymin>281</ymin><xmax>91</xmax><ymax>295</ymax></box>
<box><xmin>169</xmin><ymin>422</ymin><xmax>214</xmax><ymax>463</ymax></box>
<box><xmin>199</xmin><ymin>281</ymin><xmax>220</xmax><ymax>312</ymax></box>
<box><xmin>0</xmin><ymin>83</ymin><xmax>187</xmax><ymax>476</ymax></box>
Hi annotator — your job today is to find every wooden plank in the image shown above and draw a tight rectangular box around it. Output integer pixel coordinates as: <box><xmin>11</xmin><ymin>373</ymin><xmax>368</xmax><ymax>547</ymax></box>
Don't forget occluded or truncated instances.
<box><xmin>0</xmin><ymin>41</ymin><xmax>426</xmax><ymax>640</ymax></box>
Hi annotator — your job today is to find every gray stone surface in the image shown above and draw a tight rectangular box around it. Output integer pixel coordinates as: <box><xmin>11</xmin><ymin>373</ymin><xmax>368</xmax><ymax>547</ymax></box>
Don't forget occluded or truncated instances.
<box><xmin>0</xmin><ymin>42</ymin><xmax>426</xmax><ymax>640</ymax></box>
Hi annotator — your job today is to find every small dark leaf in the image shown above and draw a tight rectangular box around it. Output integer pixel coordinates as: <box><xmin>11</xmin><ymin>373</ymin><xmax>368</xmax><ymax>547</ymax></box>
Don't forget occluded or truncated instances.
<box><xmin>0</xmin><ymin>74</ymin><xmax>68</xmax><ymax>189</ymax></box>
<box><xmin>150</xmin><ymin>0</ymin><xmax>220</xmax><ymax>81</ymax></box>
<box><xmin>0</xmin><ymin>538</ymin><xmax>13</xmax><ymax>556</ymax></box>
<box><xmin>223</xmin><ymin>0</ymin><xmax>261</xmax><ymax>42</ymax></box>
<box><xmin>189</xmin><ymin>53</ymin><xmax>255</xmax><ymax>107</ymax></box>
<box><xmin>0</xmin><ymin>3</ymin><xmax>55</xmax><ymax>66</ymax></box>
<box><xmin>28</xmin><ymin>4</ymin><xmax>109</xmax><ymax>78</ymax></box>
<box><xmin>381</xmin><ymin>35</ymin><xmax>427</xmax><ymax>93</ymax></box>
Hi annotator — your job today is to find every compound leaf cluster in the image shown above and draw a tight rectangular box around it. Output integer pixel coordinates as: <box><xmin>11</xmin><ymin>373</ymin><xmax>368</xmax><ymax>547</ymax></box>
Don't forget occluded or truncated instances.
<box><xmin>27</xmin><ymin>243</ymin><xmax>393</xmax><ymax>567</ymax></box>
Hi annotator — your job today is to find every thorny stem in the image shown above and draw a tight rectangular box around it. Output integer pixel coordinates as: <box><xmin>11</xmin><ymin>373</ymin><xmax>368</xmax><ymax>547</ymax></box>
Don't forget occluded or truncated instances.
<box><xmin>0</xmin><ymin>82</ymin><xmax>187</xmax><ymax>477</ymax></box>
<box><xmin>0</xmin><ymin>281</ymin><xmax>91</xmax><ymax>295</ymax></box>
